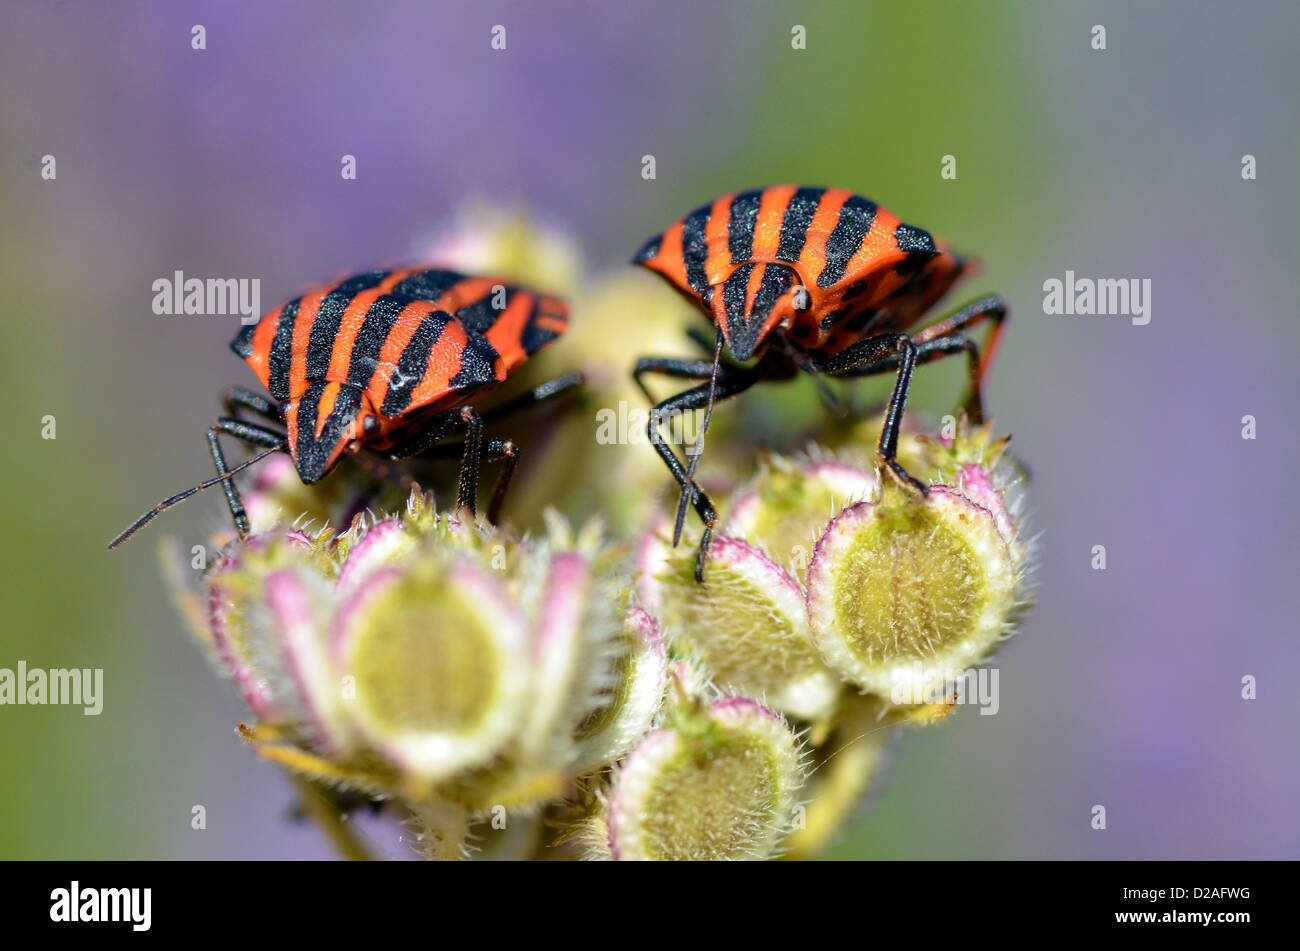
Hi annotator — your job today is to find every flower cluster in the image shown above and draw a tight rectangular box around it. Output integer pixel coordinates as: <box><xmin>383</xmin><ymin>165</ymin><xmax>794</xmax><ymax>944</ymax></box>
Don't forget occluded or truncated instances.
<box><xmin>162</xmin><ymin>209</ymin><xmax>1034</xmax><ymax>860</ymax></box>
<box><xmin>637</xmin><ymin>414</ymin><xmax>1033</xmax><ymax>856</ymax></box>
<box><xmin>649</xmin><ymin>418</ymin><xmax>1033</xmax><ymax>709</ymax></box>
<box><xmin>172</xmin><ymin>477</ymin><xmax>674</xmax><ymax>859</ymax></box>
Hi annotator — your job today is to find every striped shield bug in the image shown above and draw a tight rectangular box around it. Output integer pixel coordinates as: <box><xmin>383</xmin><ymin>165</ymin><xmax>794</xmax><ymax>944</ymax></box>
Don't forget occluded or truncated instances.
<box><xmin>109</xmin><ymin>267</ymin><xmax>581</xmax><ymax>549</ymax></box>
<box><xmin>631</xmin><ymin>185</ymin><xmax>1009</xmax><ymax>580</ymax></box>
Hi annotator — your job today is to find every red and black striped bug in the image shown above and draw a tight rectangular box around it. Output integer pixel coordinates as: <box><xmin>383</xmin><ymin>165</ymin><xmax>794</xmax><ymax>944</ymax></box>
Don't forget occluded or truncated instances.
<box><xmin>109</xmin><ymin>267</ymin><xmax>581</xmax><ymax>549</ymax></box>
<box><xmin>631</xmin><ymin>185</ymin><xmax>1009</xmax><ymax>580</ymax></box>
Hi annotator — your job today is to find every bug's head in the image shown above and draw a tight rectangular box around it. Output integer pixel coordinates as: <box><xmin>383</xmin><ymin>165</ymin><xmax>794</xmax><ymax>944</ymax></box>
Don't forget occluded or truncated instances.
<box><xmin>707</xmin><ymin>262</ymin><xmax>808</xmax><ymax>362</ymax></box>
<box><xmin>283</xmin><ymin>381</ymin><xmax>379</xmax><ymax>484</ymax></box>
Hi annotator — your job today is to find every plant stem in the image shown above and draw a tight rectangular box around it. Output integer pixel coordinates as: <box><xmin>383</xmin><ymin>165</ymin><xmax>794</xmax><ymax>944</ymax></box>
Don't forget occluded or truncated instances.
<box><xmin>291</xmin><ymin>775</ymin><xmax>373</xmax><ymax>861</ymax></box>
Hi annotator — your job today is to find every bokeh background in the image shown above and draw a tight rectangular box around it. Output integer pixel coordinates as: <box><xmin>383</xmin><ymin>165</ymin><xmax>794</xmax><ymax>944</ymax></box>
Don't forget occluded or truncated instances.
<box><xmin>1</xmin><ymin>0</ymin><xmax>1296</xmax><ymax>859</ymax></box>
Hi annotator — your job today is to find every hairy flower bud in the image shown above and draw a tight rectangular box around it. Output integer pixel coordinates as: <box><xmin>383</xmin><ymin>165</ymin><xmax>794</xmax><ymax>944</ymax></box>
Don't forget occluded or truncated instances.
<box><xmin>654</xmin><ymin>535</ymin><xmax>840</xmax><ymax>721</ymax></box>
<box><xmin>171</xmin><ymin>484</ymin><xmax>667</xmax><ymax>856</ymax></box>
<box><xmin>726</xmin><ymin>455</ymin><xmax>875</xmax><ymax>581</ymax></box>
<box><xmin>805</xmin><ymin>419</ymin><xmax>1030</xmax><ymax>701</ymax></box>
<box><xmin>573</xmin><ymin>605</ymin><xmax>668</xmax><ymax>774</ymax></box>
<box><xmin>606</xmin><ymin>696</ymin><xmax>804</xmax><ymax>861</ymax></box>
<box><xmin>806</xmin><ymin>486</ymin><xmax>1019</xmax><ymax>699</ymax></box>
<box><xmin>334</xmin><ymin>557</ymin><xmax>532</xmax><ymax>782</ymax></box>
<box><xmin>643</xmin><ymin>413</ymin><xmax>1031</xmax><ymax>768</ymax></box>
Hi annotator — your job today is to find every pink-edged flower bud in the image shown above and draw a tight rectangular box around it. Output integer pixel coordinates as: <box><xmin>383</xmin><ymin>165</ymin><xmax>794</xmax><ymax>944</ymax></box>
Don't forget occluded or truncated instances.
<box><xmin>805</xmin><ymin>487</ymin><xmax>1019</xmax><ymax>700</ymax></box>
<box><xmin>333</xmin><ymin>557</ymin><xmax>533</xmax><ymax>783</ymax></box>
<box><xmin>168</xmin><ymin>485</ymin><xmax>671</xmax><ymax>858</ymax></box>
<box><xmin>725</xmin><ymin>455</ymin><xmax>875</xmax><ymax>582</ymax></box>
<box><xmin>654</xmin><ymin>535</ymin><xmax>840</xmax><ymax>722</ymax></box>
<box><xmin>804</xmin><ymin>418</ymin><xmax>1032</xmax><ymax>701</ymax></box>
<box><xmin>205</xmin><ymin>535</ymin><xmax>350</xmax><ymax>753</ymax></box>
<box><xmin>606</xmin><ymin>697</ymin><xmax>804</xmax><ymax>861</ymax></box>
<box><xmin>573</xmin><ymin>605</ymin><xmax>668</xmax><ymax>774</ymax></box>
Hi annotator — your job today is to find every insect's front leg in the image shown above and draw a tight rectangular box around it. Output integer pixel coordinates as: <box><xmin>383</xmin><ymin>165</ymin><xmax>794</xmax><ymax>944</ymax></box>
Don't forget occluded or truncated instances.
<box><xmin>639</xmin><ymin>364</ymin><xmax>760</xmax><ymax>581</ymax></box>
<box><xmin>209</xmin><ymin>418</ymin><xmax>290</xmax><ymax>537</ymax></box>
<box><xmin>221</xmin><ymin>386</ymin><xmax>283</xmax><ymax>425</ymax></box>
<box><xmin>632</xmin><ymin>356</ymin><xmax>719</xmax><ymax>407</ymax></box>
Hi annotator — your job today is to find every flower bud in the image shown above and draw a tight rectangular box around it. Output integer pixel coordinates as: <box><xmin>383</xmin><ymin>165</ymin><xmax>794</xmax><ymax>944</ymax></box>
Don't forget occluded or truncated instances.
<box><xmin>175</xmin><ymin>485</ymin><xmax>669</xmax><ymax>840</ymax></box>
<box><xmin>725</xmin><ymin>455</ymin><xmax>875</xmax><ymax>582</ymax></box>
<box><xmin>606</xmin><ymin>697</ymin><xmax>804</xmax><ymax>860</ymax></box>
<box><xmin>206</xmin><ymin>538</ymin><xmax>345</xmax><ymax>750</ymax></box>
<box><xmin>805</xmin><ymin>485</ymin><xmax>1019</xmax><ymax>699</ymax></box>
<box><xmin>333</xmin><ymin>557</ymin><xmax>532</xmax><ymax>783</ymax></box>
<box><xmin>654</xmin><ymin>535</ymin><xmax>839</xmax><ymax>721</ymax></box>
<box><xmin>573</xmin><ymin>605</ymin><xmax>668</xmax><ymax>773</ymax></box>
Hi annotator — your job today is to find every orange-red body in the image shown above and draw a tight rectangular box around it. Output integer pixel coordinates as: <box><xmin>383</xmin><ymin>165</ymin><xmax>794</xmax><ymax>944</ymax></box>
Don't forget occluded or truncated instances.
<box><xmin>230</xmin><ymin>268</ymin><xmax>568</xmax><ymax>482</ymax></box>
<box><xmin>633</xmin><ymin>185</ymin><xmax>974</xmax><ymax>360</ymax></box>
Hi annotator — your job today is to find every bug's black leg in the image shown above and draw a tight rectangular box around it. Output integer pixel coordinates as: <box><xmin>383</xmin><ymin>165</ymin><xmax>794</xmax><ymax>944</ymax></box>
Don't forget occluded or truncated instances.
<box><xmin>842</xmin><ymin>334</ymin><xmax>986</xmax><ymax>420</ymax></box>
<box><xmin>107</xmin><ymin>420</ymin><xmax>287</xmax><ymax>549</ymax></box>
<box><xmin>672</xmin><ymin>330</ymin><xmax>725</xmax><ymax>550</ymax></box>
<box><xmin>387</xmin><ymin>407</ymin><xmax>484</xmax><ymax>515</ymax></box>
<box><xmin>912</xmin><ymin>295</ymin><xmax>1008</xmax><ymax>421</ymax></box>
<box><xmin>385</xmin><ymin>407</ymin><xmax>487</xmax><ymax>517</ymax></box>
<box><xmin>383</xmin><ymin>375</ymin><xmax>582</xmax><ymax>521</ymax></box>
<box><xmin>633</xmin><ymin>356</ymin><xmax>719</xmax><ymax>406</ymax></box>
<box><xmin>480</xmin><ymin>371</ymin><xmax>584</xmax><ymax>422</ymax></box>
<box><xmin>634</xmin><ymin>352</ymin><xmax>728</xmax><ymax>545</ymax></box>
<box><xmin>481</xmin><ymin>439</ymin><xmax>517</xmax><ymax>524</ymax></box>
<box><xmin>221</xmin><ymin>386</ymin><xmax>282</xmax><ymax>425</ymax></box>
<box><xmin>209</xmin><ymin>417</ymin><xmax>290</xmax><ymax>537</ymax></box>
<box><xmin>405</xmin><ymin>437</ymin><xmax>519</xmax><ymax>524</ymax></box>
<box><xmin>810</xmin><ymin>334</ymin><xmax>927</xmax><ymax>495</ymax></box>
<box><xmin>458</xmin><ymin>372</ymin><xmax>581</xmax><ymax>518</ymax></box>
<box><xmin>458</xmin><ymin>410</ymin><xmax>484</xmax><ymax>514</ymax></box>
<box><xmin>644</xmin><ymin>367</ymin><xmax>760</xmax><ymax>581</ymax></box>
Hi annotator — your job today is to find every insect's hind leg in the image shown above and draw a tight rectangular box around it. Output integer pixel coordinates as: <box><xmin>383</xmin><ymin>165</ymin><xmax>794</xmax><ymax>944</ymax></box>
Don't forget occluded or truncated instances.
<box><xmin>642</xmin><ymin>366</ymin><xmax>760</xmax><ymax>581</ymax></box>
<box><xmin>209</xmin><ymin>417</ymin><xmax>290</xmax><ymax>537</ymax></box>
<box><xmin>385</xmin><ymin>373</ymin><xmax>583</xmax><ymax>520</ymax></box>
<box><xmin>912</xmin><ymin>295</ymin><xmax>1008</xmax><ymax>421</ymax></box>
<box><xmin>810</xmin><ymin>334</ymin><xmax>926</xmax><ymax>495</ymax></box>
<box><xmin>843</xmin><ymin>333</ymin><xmax>987</xmax><ymax>421</ymax></box>
<box><xmin>480</xmin><ymin>371</ymin><xmax>584</xmax><ymax>423</ymax></box>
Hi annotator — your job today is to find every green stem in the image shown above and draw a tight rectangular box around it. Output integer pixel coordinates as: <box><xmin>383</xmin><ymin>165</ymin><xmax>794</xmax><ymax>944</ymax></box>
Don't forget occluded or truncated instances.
<box><xmin>409</xmin><ymin>800</ymin><xmax>470</xmax><ymax>861</ymax></box>
<box><xmin>291</xmin><ymin>775</ymin><xmax>373</xmax><ymax>861</ymax></box>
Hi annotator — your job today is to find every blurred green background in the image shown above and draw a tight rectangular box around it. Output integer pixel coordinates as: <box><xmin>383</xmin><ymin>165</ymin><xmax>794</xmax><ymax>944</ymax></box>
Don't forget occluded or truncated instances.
<box><xmin>1</xmin><ymin>0</ymin><xmax>1296</xmax><ymax>858</ymax></box>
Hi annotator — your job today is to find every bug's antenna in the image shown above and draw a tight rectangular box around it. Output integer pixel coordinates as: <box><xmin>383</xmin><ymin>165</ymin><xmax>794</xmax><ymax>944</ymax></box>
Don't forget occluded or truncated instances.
<box><xmin>672</xmin><ymin>329</ymin><xmax>723</xmax><ymax>547</ymax></box>
<box><xmin>107</xmin><ymin>447</ymin><xmax>283</xmax><ymax>550</ymax></box>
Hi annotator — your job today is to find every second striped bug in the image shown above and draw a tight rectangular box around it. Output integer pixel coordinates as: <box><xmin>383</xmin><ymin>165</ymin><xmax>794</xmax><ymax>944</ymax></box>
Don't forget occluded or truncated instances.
<box><xmin>632</xmin><ymin>186</ymin><xmax>1010</xmax><ymax>580</ymax></box>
